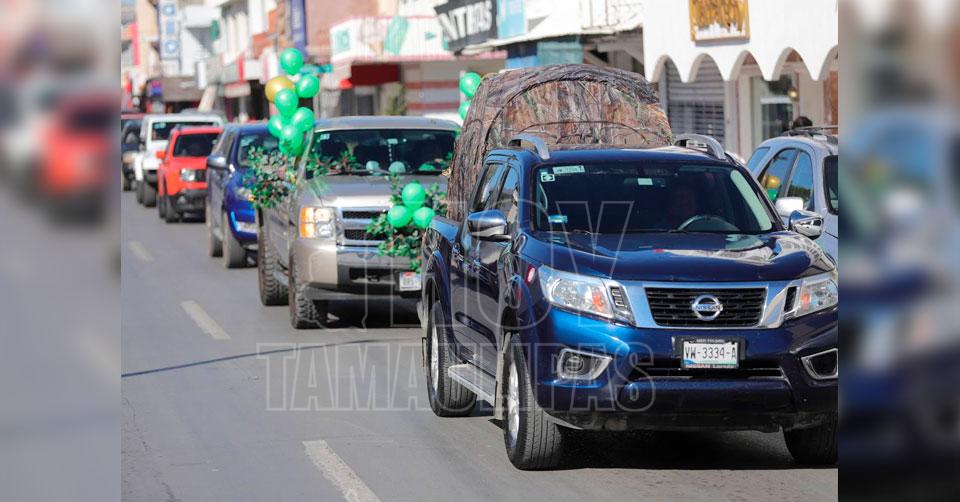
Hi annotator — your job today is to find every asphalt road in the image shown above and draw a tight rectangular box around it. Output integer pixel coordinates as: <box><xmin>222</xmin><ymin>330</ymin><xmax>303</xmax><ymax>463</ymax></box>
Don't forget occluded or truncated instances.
<box><xmin>120</xmin><ymin>192</ymin><xmax>838</xmax><ymax>502</ymax></box>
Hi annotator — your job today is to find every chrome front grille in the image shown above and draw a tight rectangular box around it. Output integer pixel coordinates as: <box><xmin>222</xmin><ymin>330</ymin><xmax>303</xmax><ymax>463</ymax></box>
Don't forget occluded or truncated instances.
<box><xmin>644</xmin><ymin>287</ymin><xmax>766</xmax><ymax>327</ymax></box>
<box><xmin>338</xmin><ymin>207</ymin><xmax>387</xmax><ymax>245</ymax></box>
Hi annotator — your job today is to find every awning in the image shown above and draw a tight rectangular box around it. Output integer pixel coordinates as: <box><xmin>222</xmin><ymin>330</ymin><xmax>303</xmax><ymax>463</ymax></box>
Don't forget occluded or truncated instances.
<box><xmin>160</xmin><ymin>76</ymin><xmax>203</xmax><ymax>103</ymax></box>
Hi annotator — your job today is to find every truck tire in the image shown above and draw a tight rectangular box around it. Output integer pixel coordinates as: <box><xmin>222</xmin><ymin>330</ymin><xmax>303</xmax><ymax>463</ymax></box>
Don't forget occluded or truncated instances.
<box><xmin>135</xmin><ymin>180</ymin><xmax>144</xmax><ymax>204</ymax></box>
<box><xmin>257</xmin><ymin>223</ymin><xmax>287</xmax><ymax>305</ymax></box>
<box><xmin>206</xmin><ymin>205</ymin><xmax>222</xmax><ymax>257</ymax></box>
<box><xmin>784</xmin><ymin>419</ymin><xmax>837</xmax><ymax>465</ymax></box>
<box><xmin>503</xmin><ymin>333</ymin><xmax>564</xmax><ymax>470</ymax></box>
<box><xmin>142</xmin><ymin>181</ymin><xmax>157</xmax><ymax>207</ymax></box>
<box><xmin>288</xmin><ymin>253</ymin><xmax>326</xmax><ymax>328</ymax></box>
<box><xmin>426</xmin><ymin>301</ymin><xmax>476</xmax><ymax>417</ymax></box>
<box><xmin>222</xmin><ymin>210</ymin><xmax>246</xmax><ymax>268</ymax></box>
<box><xmin>156</xmin><ymin>186</ymin><xmax>164</xmax><ymax>218</ymax></box>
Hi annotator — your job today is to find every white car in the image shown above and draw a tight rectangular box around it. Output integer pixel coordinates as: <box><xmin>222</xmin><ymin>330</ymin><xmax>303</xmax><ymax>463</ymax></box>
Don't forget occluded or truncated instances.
<box><xmin>745</xmin><ymin>128</ymin><xmax>839</xmax><ymax>262</ymax></box>
<box><xmin>133</xmin><ymin>113</ymin><xmax>223</xmax><ymax>207</ymax></box>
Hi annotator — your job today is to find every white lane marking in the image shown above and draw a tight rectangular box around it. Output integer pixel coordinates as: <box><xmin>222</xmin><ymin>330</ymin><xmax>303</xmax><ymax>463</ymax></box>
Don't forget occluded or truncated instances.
<box><xmin>127</xmin><ymin>241</ymin><xmax>154</xmax><ymax>262</ymax></box>
<box><xmin>303</xmin><ymin>440</ymin><xmax>380</xmax><ymax>502</ymax></box>
<box><xmin>180</xmin><ymin>301</ymin><xmax>231</xmax><ymax>340</ymax></box>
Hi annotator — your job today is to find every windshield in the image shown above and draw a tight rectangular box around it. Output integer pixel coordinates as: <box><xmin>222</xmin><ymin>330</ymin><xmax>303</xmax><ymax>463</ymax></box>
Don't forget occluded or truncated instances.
<box><xmin>173</xmin><ymin>133</ymin><xmax>219</xmax><ymax>157</ymax></box>
<box><xmin>534</xmin><ymin>163</ymin><xmax>777</xmax><ymax>234</ymax></box>
<box><xmin>237</xmin><ymin>131</ymin><xmax>280</xmax><ymax>168</ymax></box>
<box><xmin>824</xmin><ymin>155</ymin><xmax>838</xmax><ymax>213</ymax></box>
<box><xmin>306</xmin><ymin>128</ymin><xmax>456</xmax><ymax>176</ymax></box>
<box><xmin>151</xmin><ymin>121</ymin><xmax>217</xmax><ymax>141</ymax></box>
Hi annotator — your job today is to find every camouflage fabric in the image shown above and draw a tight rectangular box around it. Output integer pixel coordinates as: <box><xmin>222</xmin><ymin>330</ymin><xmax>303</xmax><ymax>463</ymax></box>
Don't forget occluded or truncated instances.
<box><xmin>446</xmin><ymin>64</ymin><xmax>673</xmax><ymax>220</ymax></box>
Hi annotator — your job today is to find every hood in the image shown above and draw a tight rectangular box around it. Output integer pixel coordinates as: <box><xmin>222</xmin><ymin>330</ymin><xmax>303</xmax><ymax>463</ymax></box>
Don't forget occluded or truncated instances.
<box><xmin>300</xmin><ymin>174</ymin><xmax>447</xmax><ymax>209</ymax></box>
<box><xmin>527</xmin><ymin>231</ymin><xmax>834</xmax><ymax>282</ymax></box>
<box><xmin>166</xmin><ymin>156</ymin><xmax>207</xmax><ymax>170</ymax></box>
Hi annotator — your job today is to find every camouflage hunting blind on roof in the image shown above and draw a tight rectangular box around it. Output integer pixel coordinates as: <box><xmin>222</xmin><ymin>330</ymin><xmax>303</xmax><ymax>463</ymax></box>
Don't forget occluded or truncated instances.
<box><xmin>445</xmin><ymin>64</ymin><xmax>674</xmax><ymax>220</ymax></box>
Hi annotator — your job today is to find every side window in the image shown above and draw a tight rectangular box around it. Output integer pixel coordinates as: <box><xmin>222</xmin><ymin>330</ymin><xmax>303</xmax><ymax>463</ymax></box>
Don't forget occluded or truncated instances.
<box><xmin>786</xmin><ymin>151</ymin><xmax>815</xmax><ymax>209</ymax></box>
<box><xmin>494</xmin><ymin>166</ymin><xmax>520</xmax><ymax>229</ymax></box>
<box><xmin>746</xmin><ymin>147</ymin><xmax>770</xmax><ymax>173</ymax></box>
<box><xmin>759</xmin><ymin>149</ymin><xmax>797</xmax><ymax>201</ymax></box>
<box><xmin>212</xmin><ymin>130</ymin><xmax>233</xmax><ymax>156</ymax></box>
<box><xmin>470</xmin><ymin>163</ymin><xmax>504</xmax><ymax>213</ymax></box>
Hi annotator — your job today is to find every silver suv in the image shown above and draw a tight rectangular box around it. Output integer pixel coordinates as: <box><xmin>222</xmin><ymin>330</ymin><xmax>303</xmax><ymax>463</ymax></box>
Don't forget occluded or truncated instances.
<box><xmin>746</xmin><ymin>128</ymin><xmax>839</xmax><ymax>261</ymax></box>
<box><xmin>256</xmin><ymin>116</ymin><xmax>459</xmax><ymax>328</ymax></box>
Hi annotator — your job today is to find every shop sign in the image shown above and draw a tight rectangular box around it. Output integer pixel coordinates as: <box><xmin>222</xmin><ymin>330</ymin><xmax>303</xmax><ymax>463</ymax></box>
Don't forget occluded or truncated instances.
<box><xmin>688</xmin><ymin>0</ymin><xmax>750</xmax><ymax>42</ymax></box>
<box><xmin>158</xmin><ymin>0</ymin><xmax>180</xmax><ymax>61</ymax></box>
<box><xmin>434</xmin><ymin>0</ymin><xmax>497</xmax><ymax>52</ymax></box>
<box><xmin>330</xmin><ymin>17</ymin><xmax>452</xmax><ymax>63</ymax></box>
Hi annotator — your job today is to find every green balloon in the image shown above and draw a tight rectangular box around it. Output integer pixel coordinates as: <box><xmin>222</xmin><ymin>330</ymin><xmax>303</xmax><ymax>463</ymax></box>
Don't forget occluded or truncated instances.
<box><xmin>459</xmin><ymin>72</ymin><xmax>481</xmax><ymax>97</ymax></box>
<box><xmin>280</xmin><ymin>124</ymin><xmax>302</xmax><ymax>149</ymax></box>
<box><xmin>274</xmin><ymin>88</ymin><xmax>298</xmax><ymax>117</ymax></box>
<box><xmin>267</xmin><ymin>115</ymin><xmax>284</xmax><ymax>138</ymax></box>
<box><xmin>412</xmin><ymin>206</ymin><xmax>435</xmax><ymax>229</ymax></box>
<box><xmin>296</xmin><ymin>75</ymin><xmax>320</xmax><ymax>98</ymax></box>
<box><xmin>386</xmin><ymin>205</ymin><xmax>412</xmax><ymax>228</ymax></box>
<box><xmin>458</xmin><ymin>100</ymin><xmax>471</xmax><ymax>120</ymax></box>
<box><xmin>401</xmin><ymin>182</ymin><xmax>426</xmax><ymax>209</ymax></box>
<box><xmin>279</xmin><ymin>48</ymin><xmax>304</xmax><ymax>75</ymax></box>
<box><xmin>290</xmin><ymin>107</ymin><xmax>315</xmax><ymax>132</ymax></box>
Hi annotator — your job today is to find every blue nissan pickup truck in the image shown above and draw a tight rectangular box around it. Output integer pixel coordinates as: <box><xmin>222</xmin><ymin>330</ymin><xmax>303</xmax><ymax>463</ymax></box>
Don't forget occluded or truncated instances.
<box><xmin>420</xmin><ymin>134</ymin><xmax>838</xmax><ymax>469</ymax></box>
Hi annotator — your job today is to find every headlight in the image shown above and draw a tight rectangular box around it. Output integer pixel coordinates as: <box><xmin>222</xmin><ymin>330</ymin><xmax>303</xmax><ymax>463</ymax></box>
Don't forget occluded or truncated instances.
<box><xmin>790</xmin><ymin>272</ymin><xmax>838</xmax><ymax>318</ymax></box>
<box><xmin>234</xmin><ymin>186</ymin><xmax>253</xmax><ymax>201</ymax></box>
<box><xmin>299</xmin><ymin>207</ymin><xmax>335</xmax><ymax>238</ymax></box>
<box><xmin>538</xmin><ymin>265</ymin><xmax>612</xmax><ymax>319</ymax></box>
<box><xmin>180</xmin><ymin>169</ymin><xmax>199</xmax><ymax>181</ymax></box>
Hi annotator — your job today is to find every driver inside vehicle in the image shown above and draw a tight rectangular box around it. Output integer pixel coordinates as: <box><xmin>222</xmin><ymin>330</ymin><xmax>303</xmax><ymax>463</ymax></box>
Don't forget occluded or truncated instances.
<box><xmin>667</xmin><ymin>181</ymin><xmax>699</xmax><ymax>228</ymax></box>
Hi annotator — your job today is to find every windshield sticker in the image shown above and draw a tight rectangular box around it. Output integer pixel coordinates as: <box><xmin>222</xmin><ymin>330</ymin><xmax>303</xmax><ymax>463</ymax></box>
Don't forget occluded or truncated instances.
<box><xmin>637</xmin><ymin>178</ymin><xmax>653</xmax><ymax>186</ymax></box>
<box><xmin>540</xmin><ymin>172</ymin><xmax>556</xmax><ymax>182</ymax></box>
<box><xmin>548</xmin><ymin>214</ymin><xmax>568</xmax><ymax>224</ymax></box>
<box><xmin>552</xmin><ymin>165</ymin><xmax>585</xmax><ymax>175</ymax></box>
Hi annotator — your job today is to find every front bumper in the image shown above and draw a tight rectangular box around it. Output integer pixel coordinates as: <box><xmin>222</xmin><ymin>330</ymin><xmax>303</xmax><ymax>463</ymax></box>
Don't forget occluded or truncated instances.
<box><xmin>518</xmin><ymin>306</ymin><xmax>838</xmax><ymax>432</ymax></box>
<box><xmin>169</xmin><ymin>188</ymin><xmax>206</xmax><ymax>213</ymax></box>
<box><xmin>226</xmin><ymin>207</ymin><xmax>258</xmax><ymax>247</ymax></box>
<box><xmin>293</xmin><ymin>239</ymin><xmax>415</xmax><ymax>300</ymax></box>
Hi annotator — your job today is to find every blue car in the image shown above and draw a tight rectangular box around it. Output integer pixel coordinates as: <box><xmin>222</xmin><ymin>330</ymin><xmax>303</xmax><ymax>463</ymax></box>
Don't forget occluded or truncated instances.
<box><xmin>421</xmin><ymin>135</ymin><xmax>838</xmax><ymax>469</ymax></box>
<box><xmin>205</xmin><ymin>124</ymin><xmax>277</xmax><ymax>268</ymax></box>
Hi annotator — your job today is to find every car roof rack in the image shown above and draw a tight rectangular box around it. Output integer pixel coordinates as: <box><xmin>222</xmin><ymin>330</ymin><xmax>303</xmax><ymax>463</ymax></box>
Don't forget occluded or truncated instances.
<box><xmin>507</xmin><ymin>134</ymin><xmax>551</xmax><ymax>159</ymax></box>
<box><xmin>673</xmin><ymin>133</ymin><xmax>726</xmax><ymax>161</ymax></box>
<box><xmin>783</xmin><ymin>125</ymin><xmax>839</xmax><ymax>145</ymax></box>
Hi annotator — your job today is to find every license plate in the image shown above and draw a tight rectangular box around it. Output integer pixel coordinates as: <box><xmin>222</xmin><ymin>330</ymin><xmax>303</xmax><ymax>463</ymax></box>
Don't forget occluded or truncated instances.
<box><xmin>681</xmin><ymin>340</ymin><xmax>739</xmax><ymax>369</ymax></box>
<box><xmin>398</xmin><ymin>271</ymin><xmax>421</xmax><ymax>291</ymax></box>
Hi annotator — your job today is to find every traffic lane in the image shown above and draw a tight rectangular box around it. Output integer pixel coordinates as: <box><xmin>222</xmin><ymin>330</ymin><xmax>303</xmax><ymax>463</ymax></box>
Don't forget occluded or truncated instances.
<box><xmin>120</xmin><ymin>192</ymin><xmax>837</xmax><ymax>501</ymax></box>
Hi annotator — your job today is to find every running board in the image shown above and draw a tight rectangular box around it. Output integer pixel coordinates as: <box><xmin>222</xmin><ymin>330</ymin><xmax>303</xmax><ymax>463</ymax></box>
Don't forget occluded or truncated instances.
<box><xmin>448</xmin><ymin>364</ymin><xmax>496</xmax><ymax>405</ymax></box>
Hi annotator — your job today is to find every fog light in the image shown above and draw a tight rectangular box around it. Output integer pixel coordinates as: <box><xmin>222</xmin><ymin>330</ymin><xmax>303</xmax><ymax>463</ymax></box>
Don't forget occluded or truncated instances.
<box><xmin>801</xmin><ymin>348</ymin><xmax>838</xmax><ymax>380</ymax></box>
<box><xmin>557</xmin><ymin>348</ymin><xmax>611</xmax><ymax>380</ymax></box>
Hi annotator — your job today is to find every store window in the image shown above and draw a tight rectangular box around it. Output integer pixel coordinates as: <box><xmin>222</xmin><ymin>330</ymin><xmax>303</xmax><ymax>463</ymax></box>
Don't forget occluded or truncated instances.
<box><xmin>751</xmin><ymin>75</ymin><xmax>796</xmax><ymax>149</ymax></box>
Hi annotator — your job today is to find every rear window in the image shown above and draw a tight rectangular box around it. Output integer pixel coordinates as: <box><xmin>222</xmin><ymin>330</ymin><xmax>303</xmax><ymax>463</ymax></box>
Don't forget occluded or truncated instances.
<box><xmin>151</xmin><ymin>121</ymin><xmax>217</xmax><ymax>141</ymax></box>
<box><xmin>173</xmin><ymin>133</ymin><xmax>219</xmax><ymax>157</ymax></box>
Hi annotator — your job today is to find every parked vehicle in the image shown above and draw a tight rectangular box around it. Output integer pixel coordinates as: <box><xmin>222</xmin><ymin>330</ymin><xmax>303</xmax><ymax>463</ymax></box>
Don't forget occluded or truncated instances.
<box><xmin>120</xmin><ymin>114</ymin><xmax>143</xmax><ymax>191</ymax></box>
<box><xmin>421</xmin><ymin>134</ymin><xmax>838</xmax><ymax>469</ymax></box>
<box><xmin>156</xmin><ymin>126</ymin><xmax>222</xmax><ymax>222</ymax></box>
<box><xmin>746</xmin><ymin>127</ymin><xmax>838</xmax><ymax>261</ymax></box>
<box><xmin>133</xmin><ymin>113</ymin><xmax>223</xmax><ymax>207</ymax></box>
<box><xmin>205</xmin><ymin>123</ymin><xmax>276</xmax><ymax>268</ymax></box>
<box><xmin>256</xmin><ymin>116</ymin><xmax>458</xmax><ymax>328</ymax></box>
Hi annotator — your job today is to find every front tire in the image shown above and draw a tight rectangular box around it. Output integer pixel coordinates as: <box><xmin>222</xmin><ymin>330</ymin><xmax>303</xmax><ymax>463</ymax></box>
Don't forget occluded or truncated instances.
<box><xmin>288</xmin><ymin>253</ymin><xmax>326</xmax><ymax>329</ymax></box>
<box><xmin>142</xmin><ymin>181</ymin><xmax>157</xmax><ymax>207</ymax></box>
<box><xmin>257</xmin><ymin>221</ymin><xmax>287</xmax><ymax>305</ymax></box>
<box><xmin>425</xmin><ymin>301</ymin><xmax>476</xmax><ymax>417</ymax></box>
<box><xmin>135</xmin><ymin>179</ymin><xmax>144</xmax><ymax>204</ymax></box>
<box><xmin>784</xmin><ymin>419</ymin><xmax>837</xmax><ymax>465</ymax></box>
<box><xmin>163</xmin><ymin>194</ymin><xmax>179</xmax><ymax>223</ymax></box>
<box><xmin>206</xmin><ymin>204</ymin><xmax>222</xmax><ymax>257</ymax></box>
<box><xmin>503</xmin><ymin>334</ymin><xmax>564</xmax><ymax>470</ymax></box>
<box><xmin>222</xmin><ymin>211</ymin><xmax>246</xmax><ymax>268</ymax></box>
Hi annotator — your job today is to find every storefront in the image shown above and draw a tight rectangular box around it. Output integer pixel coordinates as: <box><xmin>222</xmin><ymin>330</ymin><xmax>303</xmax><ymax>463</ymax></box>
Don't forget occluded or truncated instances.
<box><xmin>220</xmin><ymin>56</ymin><xmax>265</xmax><ymax>122</ymax></box>
<box><xmin>642</xmin><ymin>0</ymin><xmax>839</xmax><ymax>157</ymax></box>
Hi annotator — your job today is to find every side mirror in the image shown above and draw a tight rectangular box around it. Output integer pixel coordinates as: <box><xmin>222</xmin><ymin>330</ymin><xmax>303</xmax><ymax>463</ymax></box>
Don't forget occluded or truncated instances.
<box><xmin>155</xmin><ymin>150</ymin><xmax>166</xmax><ymax>160</ymax></box>
<box><xmin>206</xmin><ymin>154</ymin><xmax>227</xmax><ymax>170</ymax></box>
<box><xmin>467</xmin><ymin>210</ymin><xmax>511</xmax><ymax>241</ymax></box>
<box><xmin>789</xmin><ymin>209</ymin><xmax>823</xmax><ymax>239</ymax></box>
<box><xmin>774</xmin><ymin>196</ymin><xmax>804</xmax><ymax>215</ymax></box>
